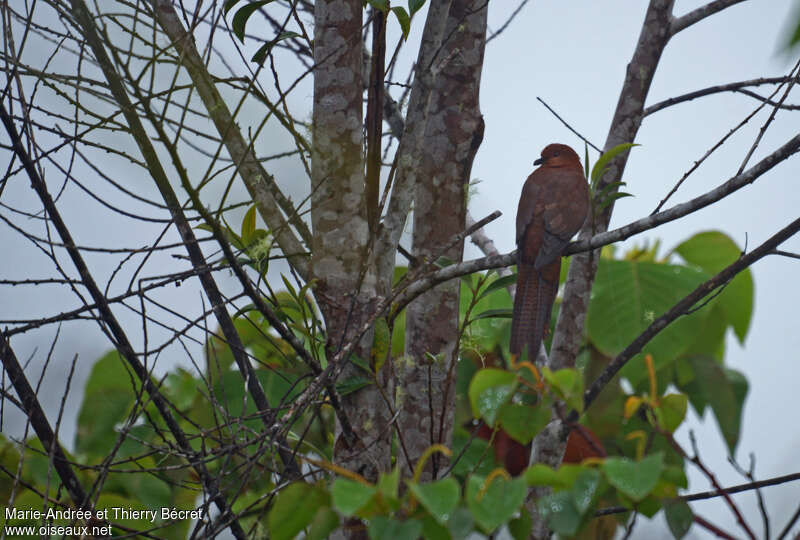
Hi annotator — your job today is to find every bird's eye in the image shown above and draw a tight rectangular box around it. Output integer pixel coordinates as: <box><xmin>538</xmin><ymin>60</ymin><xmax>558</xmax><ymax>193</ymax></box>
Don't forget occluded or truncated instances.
<box><xmin>553</xmin><ymin>152</ymin><xmax>560</xmax><ymax>157</ymax></box>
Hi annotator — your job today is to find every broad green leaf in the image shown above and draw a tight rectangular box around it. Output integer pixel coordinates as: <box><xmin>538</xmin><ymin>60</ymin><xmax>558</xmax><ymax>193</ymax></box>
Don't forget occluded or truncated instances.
<box><xmin>602</xmin><ymin>453</ymin><xmax>664</xmax><ymax>501</ymax></box>
<box><xmin>420</xmin><ymin>515</ymin><xmax>450</xmax><ymax>540</ymax></box>
<box><xmin>571</xmin><ymin>468</ymin><xmax>602</xmax><ymax>514</ymax></box>
<box><xmin>656</xmin><ymin>393</ymin><xmax>688</xmax><ymax>432</ymax></box>
<box><xmin>450</xmin><ymin>429</ymin><xmax>496</xmax><ymax>477</ymax></box>
<box><xmin>524</xmin><ymin>464</ymin><xmax>562</xmax><ymax>488</ymax></box>
<box><xmin>331</xmin><ymin>479</ymin><xmax>377</xmax><ymax>516</ymax></box>
<box><xmin>447</xmin><ymin>506</ymin><xmax>474</xmax><ymax>540</ymax></box>
<box><xmin>408</xmin><ymin>478</ymin><xmax>460</xmax><ymax>524</ymax></box>
<box><xmin>377</xmin><ymin>467</ymin><xmax>400</xmax><ymax>500</ymax></box>
<box><xmin>408</xmin><ymin>0</ymin><xmax>426</xmax><ymax>15</ymax></box>
<box><xmin>252</xmin><ymin>31</ymin><xmax>302</xmax><ymax>65</ymax></box>
<box><xmin>499</xmin><ymin>403</ymin><xmax>551</xmax><ymax>444</ymax></box>
<box><xmin>591</xmin><ymin>143</ymin><xmax>638</xmax><ymax>186</ymax></box>
<box><xmin>368</xmin><ymin>517</ymin><xmax>423</xmax><ymax>540</ymax></box>
<box><xmin>537</xmin><ymin>491</ymin><xmax>582</xmax><ymax>536</ymax></box>
<box><xmin>307</xmin><ymin>507</ymin><xmax>340</xmax><ymax>540</ymax></box>
<box><xmin>391</xmin><ymin>7</ymin><xmax>411</xmax><ymax>38</ymax></box>
<box><xmin>525</xmin><ymin>463</ymin><xmax>594</xmax><ymax>492</ymax></box>
<box><xmin>468</xmin><ymin>369</ymin><xmax>518</xmax><ymax>425</ymax></box>
<box><xmin>508</xmin><ymin>507</ymin><xmax>532</xmax><ymax>540</ymax></box>
<box><xmin>232</xmin><ymin>1</ymin><xmax>275</xmax><ymax>42</ymax></box>
<box><xmin>586</xmin><ymin>259</ymin><xmax>712</xmax><ymax>384</ymax></box>
<box><xmin>684</xmin><ymin>356</ymin><xmax>746</xmax><ymax>453</ymax></box>
<box><xmin>268</xmin><ymin>482</ymin><xmax>330</xmax><ymax>540</ymax></box>
<box><xmin>542</xmin><ymin>367</ymin><xmax>583</xmax><ymax>413</ymax></box>
<box><xmin>76</xmin><ymin>351</ymin><xmax>135</xmax><ymax>459</ymax></box>
<box><xmin>665</xmin><ymin>499</ymin><xmax>693</xmax><ymax>539</ymax></box>
<box><xmin>465</xmin><ymin>475</ymin><xmax>527</xmax><ymax>533</ymax></box>
<box><xmin>674</xmin><ymin>231</ymin><xmax>753</xmax><ymax>343</ymax></box>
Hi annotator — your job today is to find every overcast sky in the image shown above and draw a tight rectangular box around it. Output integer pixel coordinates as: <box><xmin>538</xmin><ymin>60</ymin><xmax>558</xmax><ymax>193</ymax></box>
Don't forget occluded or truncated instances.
<box><xmin>1</xmin><ymin>1</ymin><xmax>799</xmax><ymax>539</ymax></box>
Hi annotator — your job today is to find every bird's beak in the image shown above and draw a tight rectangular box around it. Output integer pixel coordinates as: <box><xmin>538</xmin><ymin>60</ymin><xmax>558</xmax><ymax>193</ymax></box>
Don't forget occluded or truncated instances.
<box><xmin>533</xmin><ymin>157</ymin><xmax>544</xmax><ymax>166</ymax></box>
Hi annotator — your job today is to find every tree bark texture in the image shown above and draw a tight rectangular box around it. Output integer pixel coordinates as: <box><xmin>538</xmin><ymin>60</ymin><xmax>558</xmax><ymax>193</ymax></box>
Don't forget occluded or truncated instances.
<box><xmin>401</xmin><ymin>0</ymin><xmax>488</xmax><ymax>479</ymax></box>
<box><xmin>311</xmin><ymin>0</ymin><xmax>389</xmax><ymax>481</ymax></box>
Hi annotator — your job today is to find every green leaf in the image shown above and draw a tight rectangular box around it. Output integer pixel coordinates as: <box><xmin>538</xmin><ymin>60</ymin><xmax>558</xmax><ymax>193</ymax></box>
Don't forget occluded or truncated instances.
<box><xmin>224</xmin><ymin>0</ymin><xmax>242</xmax><ymax>16</ymax></box>
<box><xmin>408</xmin><ymin>0</ymin><xmax>426</xmax><ymax>15</ymax></box>
<box><xmin>665</xmin><ymin>499</ymin><xmax>693</xmax><ymax>539</ymax></box>
<box><xmin>477</xmin><ymin>273</ymin><xmax>516</xmax><ymax>300</ymax></box>
<box><xmin>602</xmin><ymin>453</ymin><xmax>664</xmax><ymax>501</ymax></box>
<box><xmin>377</xmin><ymin>467</ymin><xmax>400</xmax><ymax>500</ymax></box>
<box><xmin>76</xmin><ymin>351</ymin><xmax>135</xmax><ymax>459</ymax></box>
<box><xmin>537</xmin><ymin>491</ymin><xmax>582</xmax><ymax>536</ymax></box>
<box><xmin>674</xmin><ymin>231</ymin><xmax>753</xmax><ymax>343</ymax></box>
<box><xmin>542</xmin><ymin>367</ymin><xmax>583</xmax><ymax>413</ymax></box>
<box><xmin>368</xmin><ymin>517</ymin><xmax>423</xmax><ymax>540</ymax></box>
<box><xmin>655</xmin><ymin>393</ymin><xmax>688</xmax><ymax>432</ymax></box>
<box><xmin>597</xmin><ymin>191</ymin><xmax>633</xmax><ymax>211</ymax></box>
<box><xmin>331</xmin><ymin>479</ymin><xmax>377</xmax><ymax>516</ymax></box>
<box><xmin>591</xmin><ymin>142</ymin><xmax>638</xmax><ymax>186</ymax></box>
<box><xmin>307</xmin><ymin>507</ymin><xmax>340</xmax><ymax>540</ymax></box>
<box><xmin>391</xmin><ymin>7</ymin><xmax>411</xmax><ymax>39</ymax></box>
<box><xmin>524</xmin><ymin>464</ymin><xmax>562</xmax><ymax>487</ymax></box>
<box><xmin>468</xmin><ymin>368</ymin><xmax>518</xmax><ymax>425</ymax></box>
<box><xmin>684</xmin><ymin>357</ymin><xmax>747</xmax><ymax>453</ymax></box>
<box><xmin>471</xmin><ymin>308</ymin><xmax>513</xmax><ymax>321</ymax></box>
<box><xmin>508</xmin><ymin>507</ymin><xmax>532</xmax><ymax>540</ymax></box>
<box><xmin>450</xmin><ymin>429</ymin><xmax>495</xmax><ymax>477</ymax></box>
<box><xmin>447</xmin><ymin>506</ymin><xmax>474</xmax><ymax>540</ymax></box>
<box><xmin>408</xmin><ymin>478</ymin><xmax>460</xmax><ymax>524</ymax></box>
<box><xmin>240</xmin><ymin>204</ymin><xmax>256</xmax><ymax>245</ymax></box>
<box><xmin>268</xmin><ymin>482</ymin><xmax>330</xmax><ymax>540</ymax></box>
<box><xmin>465</xmin><ymin>475</ymin><xmax>527</xmax><ymax>533</ymax></box>
<box><xmin>336</xmin><ymin>376</ymin><xmax>373</xmax><ymax>396</ymax></box>
<box><xmin>499</xmin><ymin>403</ymin><xmax>551</xmax><ymax>444</ymax></box>
<box><xmin>252</xmin><ymin>31</ymin><xmax>302</xmax><ymax>65</ymax></box>
<box><xmin>583</xmin><ymin>142</ymin><xmax>590</xmax><ymax>179</ymax></box>
<box><xmin>420</xmin><ymin>515</ymin><xmax>451</xmax><ymax>540</ymax></box>
<box><xmin>571</xmin><ymin>468</ymin><xmax>602</xmax><ymax>514</ymax></box>
<box><xmin>371</xmin><ymin>317</ymin><xmax>391</xmax><ymax>372</ymax></box>
<box><xmin>586</xmin><ymin>259</ymin><xmax>712</xmax><ymax>384</ymax></box>
<box><xmin>367</xmin><ymin>0</ymin><xmax>389</xmax><ymax>11</ymax></box>
<box><xmin>232</xmin><ymin>1</ymin><xmax>275</xmax><ymax>42</ymax></box>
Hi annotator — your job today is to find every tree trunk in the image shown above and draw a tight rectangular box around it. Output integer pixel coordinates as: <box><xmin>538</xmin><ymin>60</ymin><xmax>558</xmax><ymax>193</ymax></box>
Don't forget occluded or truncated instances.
<box><xmin>311</xmin><ymin>0</ymin><xmax>390</xmax><ymax>481</ymax></box>
<box><xmin>401</xmin><ymin>0</ymin><xmax>488</xmax><ymax>479</ymax></box>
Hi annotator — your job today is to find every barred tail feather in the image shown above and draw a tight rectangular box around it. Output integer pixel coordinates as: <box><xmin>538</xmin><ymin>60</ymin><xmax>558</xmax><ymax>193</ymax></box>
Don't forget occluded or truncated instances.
<box><xmin>510</xmin><ymin>261</ymin><xmax>560</xmax><ymax>362</ymax></box>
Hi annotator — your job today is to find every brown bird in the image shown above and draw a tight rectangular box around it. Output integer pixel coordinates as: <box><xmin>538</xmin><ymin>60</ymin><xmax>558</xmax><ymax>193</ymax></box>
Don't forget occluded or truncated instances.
<box><xmin>510</xmin><ymin>143</ymin><xmax>589</xmax><ymax>361</ymax></box>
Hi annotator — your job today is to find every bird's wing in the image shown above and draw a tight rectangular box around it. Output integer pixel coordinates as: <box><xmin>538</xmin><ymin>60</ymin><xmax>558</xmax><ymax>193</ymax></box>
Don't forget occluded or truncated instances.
<box><xmin>534</xmin><ymin>168</ymin><xmax>589</xmax><ymax>270</ymax></box>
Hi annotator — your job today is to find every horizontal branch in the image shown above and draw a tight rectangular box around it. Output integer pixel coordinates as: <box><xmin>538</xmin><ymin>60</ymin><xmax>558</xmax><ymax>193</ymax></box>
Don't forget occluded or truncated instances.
<box><xmin>391</xmin><ymin>131</ymin><xmax>800</xmax><ymax>303</ymax></box>
<box><xmin>595</xmin><ymin>470</ymin><xmax>800</xmax><ymax>516</ymax></box>
<box><xmin>644</xmin><ymin>76</ymin><xmax>800</xmax><ymax>117</ymax></box>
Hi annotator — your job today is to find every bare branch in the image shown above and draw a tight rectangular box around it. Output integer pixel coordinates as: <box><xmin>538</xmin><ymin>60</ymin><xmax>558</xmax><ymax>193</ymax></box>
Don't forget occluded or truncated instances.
<box><xmin>670</xmin><ymin>0</ymin><xmax>749</xmax><ymax>36</ymax></box>
<box><xmin>643</xmin><ymin>76</ymin><xmax>800</xmax><ymax>117</ymax></box>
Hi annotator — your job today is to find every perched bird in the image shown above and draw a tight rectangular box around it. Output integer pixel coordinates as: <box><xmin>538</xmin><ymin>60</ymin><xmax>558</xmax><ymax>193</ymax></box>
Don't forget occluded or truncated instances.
<box><xmin>510</xmin><ymin>143</ymin><xmax>589</xmax><ymax>361</ymax></box>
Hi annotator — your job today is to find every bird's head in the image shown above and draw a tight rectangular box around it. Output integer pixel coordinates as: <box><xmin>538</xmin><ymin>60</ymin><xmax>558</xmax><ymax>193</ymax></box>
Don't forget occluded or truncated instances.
<box><xmin>534</xmin><ymin>143</ymin><xmax>581</xmax><ymax>169</ymax></box>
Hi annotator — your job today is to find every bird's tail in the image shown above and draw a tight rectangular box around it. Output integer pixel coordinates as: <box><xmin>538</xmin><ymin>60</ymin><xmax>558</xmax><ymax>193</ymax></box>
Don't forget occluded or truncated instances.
<box><xmin>510</xmin><ymin>260</ymin><xmax>560</xmax><ymax>362</ymax></box>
